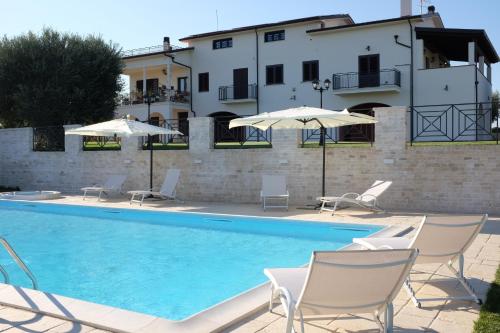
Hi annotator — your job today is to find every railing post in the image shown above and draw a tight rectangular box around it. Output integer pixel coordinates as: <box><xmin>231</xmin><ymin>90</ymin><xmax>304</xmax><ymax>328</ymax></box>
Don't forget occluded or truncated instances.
<box><xmin>452</xmin><ymin>105</ymin><xmax>455</xmax><ymax>142</ymax></box>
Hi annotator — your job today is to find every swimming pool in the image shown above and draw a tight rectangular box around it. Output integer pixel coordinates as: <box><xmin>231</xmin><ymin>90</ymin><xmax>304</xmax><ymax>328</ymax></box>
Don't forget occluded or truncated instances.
<box><xmin>0</xmin><ymin>200</ymin><xmax>382</xmax><ymax>320</ymax></box>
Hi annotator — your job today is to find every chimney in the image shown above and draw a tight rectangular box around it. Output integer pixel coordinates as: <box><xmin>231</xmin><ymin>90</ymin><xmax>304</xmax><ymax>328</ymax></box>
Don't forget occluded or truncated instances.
<box><xmin>163</xmin><ymin>36</ymin><xmax>171</xmax><ymax>51</ymax></box>
<box><xmin>427</xmin><ymin>5</ymin><xmax>436</xmax><ymax>14</ymax></box>
<box><xmin>401</xmin><ymin>0</ymin><xmax>412</xmax><ymax>17</ymax></box>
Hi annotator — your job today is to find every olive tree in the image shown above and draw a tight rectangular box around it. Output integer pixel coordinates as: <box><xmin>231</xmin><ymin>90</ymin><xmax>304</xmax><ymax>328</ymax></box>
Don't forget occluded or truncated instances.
<box><xmin>0</xmin><ymin>29</ymin><xmax>124</xmax><ymax>127</ymax></box>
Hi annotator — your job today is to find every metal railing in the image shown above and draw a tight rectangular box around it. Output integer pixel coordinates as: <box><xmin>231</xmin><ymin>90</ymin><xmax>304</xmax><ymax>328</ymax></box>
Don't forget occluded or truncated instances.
<box><xmin>0</xmin><ymin>237</ymin><xmax>38</xmax><ymax>289</ymax></box>
<box><xmin>33</xmin><ymin>126</ymin><xmax>65</xmax><ymax>152</ymax></box>
<box><xmin>332</xmin><ymin>69</ymin><xmax>401</xmax><ymax>90</ymax></box>
<box><xmin>301</xmin><ymin>108</ymin><xmax>375</xmax><ymax>146</ymax></box>
<box><xmin>83</xmin><ymin>135</ymin><xmax>121</xmax><ymax>151</ymax></box>
<box><xmin>141</xmin><ymin>119</ymin><xmax>189</xmax><ymax>150</ymax></box>
<box><xmin>411</xmin><ymin>102</ymin><xmax>498</xmax><ymax>143</ymax></box>
<box><xmin>118</xmin><ymin>89</ymin><xmax>190</xmax><ymax>106</ymax></box>
<box><xmin>121</xmin><ymin>44</ymin><xmax>185</xmax><ymax>57</ymax></box>
<box><xmin>213</xmin><ymin>115</ymin><xmax>271</xmax><ymax>149</ymax></box>
<box><xmin>218</xmin><ymin>84</ymin><xmax>258</xmax><ymax>101</ymax></box>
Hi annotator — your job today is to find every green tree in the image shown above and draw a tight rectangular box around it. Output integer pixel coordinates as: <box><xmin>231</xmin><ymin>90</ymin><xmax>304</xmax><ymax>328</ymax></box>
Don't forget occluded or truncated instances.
<box><xmin>0</xmin><ymin>29</ymin><xmax>123</xmax><ymax>127</ymax></box>
<box><xmin>492</xmin><ymin>90</ymin><xmax>499</xmax><ymax>123</ymax></box>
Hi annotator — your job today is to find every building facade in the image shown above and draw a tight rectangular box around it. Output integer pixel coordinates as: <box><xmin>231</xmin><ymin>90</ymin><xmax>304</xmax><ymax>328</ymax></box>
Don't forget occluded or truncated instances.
<box><xmin>117</xmin><ymin>0</ymin><xmax>498</xmax><ymax>142</ymax></box>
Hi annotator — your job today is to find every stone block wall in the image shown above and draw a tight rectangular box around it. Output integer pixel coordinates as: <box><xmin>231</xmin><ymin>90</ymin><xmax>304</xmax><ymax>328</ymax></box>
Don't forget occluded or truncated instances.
<box><xmin>0</xmin><ymin>107</ymin><xmax>499</xmax><ymax>214</ymax></box>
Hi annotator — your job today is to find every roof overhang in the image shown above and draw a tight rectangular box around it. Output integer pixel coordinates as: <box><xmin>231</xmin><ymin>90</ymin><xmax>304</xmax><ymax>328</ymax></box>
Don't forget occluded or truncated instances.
<box><xmin>179</xmin><ymin>14</ymin><xmax>353</xmax><ymax>42</ymax></box>
<box><xmin>306</xmin><ymin>14</ymin><xmax>441</xmax><ymax>35</ymax></box>
<box><xmin>415</xmin><ymin>27</ymin><xmax>499</xmax><ymax>63</ymax></box>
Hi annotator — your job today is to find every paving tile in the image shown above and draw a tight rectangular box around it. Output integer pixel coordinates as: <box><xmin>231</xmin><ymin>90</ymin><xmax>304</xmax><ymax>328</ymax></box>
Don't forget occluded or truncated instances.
<box><xmin>45</xmin><ymin>321</ymin><xmax>98</xmax><ymax>333</ymax></box>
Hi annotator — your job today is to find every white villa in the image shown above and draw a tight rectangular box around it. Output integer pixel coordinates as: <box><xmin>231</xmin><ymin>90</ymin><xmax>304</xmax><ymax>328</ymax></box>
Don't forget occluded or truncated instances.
<box><xmin>117</xmin><ymin>0</ymin><xmax>498</xmax><ymax>142</ymax></box>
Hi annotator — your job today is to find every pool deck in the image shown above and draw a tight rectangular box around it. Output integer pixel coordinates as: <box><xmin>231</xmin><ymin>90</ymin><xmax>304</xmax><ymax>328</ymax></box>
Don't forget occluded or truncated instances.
<box><xmin>0</xmin><ymin>195</ymin><xmax>498</xmax><ymax>333</ymax></box>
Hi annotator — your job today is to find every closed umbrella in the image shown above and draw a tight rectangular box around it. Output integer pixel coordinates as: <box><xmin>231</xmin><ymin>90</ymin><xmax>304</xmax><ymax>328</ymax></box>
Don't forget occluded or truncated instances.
<box><xmin>229</xmin><ymin>107</ymin><xmax>377</xmax><ymax>197</ymax></box>
<box><xmin>66</xmin><ymin>117</ymin><xmax>182</xmax><ymax>191</ymax></box>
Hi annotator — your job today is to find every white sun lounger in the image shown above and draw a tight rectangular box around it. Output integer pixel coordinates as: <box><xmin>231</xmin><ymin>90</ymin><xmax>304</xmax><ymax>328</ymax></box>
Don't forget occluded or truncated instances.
<box><xmin>128</xmin><ymin>169</ymin><xmax>181</xmax><ymax>206</ymax></box>
<box><xmin>353</xmin><ymin>214</ymin><xmax>488</xmax><ymax>307</ymax></box>
<box><xmin>81</xmin><ymin>174</ymin><xmax>127</xmax><ymax>201</ymax></box>
<box><xmin>265</xmin><ymin>249</ymin><xmax>418</xmax><ymax>333</ymax></box>
<box><xmin>261</xmin><ymin>175</ymin><xmax>289</xmax><ymax>211</ymax></box>
<box><xmin>317</xmin><ymin>180</ymin><xmax>392</xmax><ymax>215</ymax></box>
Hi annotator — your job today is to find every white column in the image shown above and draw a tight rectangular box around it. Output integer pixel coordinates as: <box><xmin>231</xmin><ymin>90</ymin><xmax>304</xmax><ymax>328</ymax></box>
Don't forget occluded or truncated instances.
<box><xmin>142</xmin><ymin>66</ymin><xmax>147</xmax><ymax>96</ymax></box>
<box><xmin>468</xmin><ymin>42</ymin><xmax>476</xmax><ymax>64</ymax></box>
<box><xmin>478</xmin><ymin>56</ymin><xmax>485</xmax><ymax>74</ymax></box>
<box><xmin>415</xmin><ymin>39</ymin><xmax>425</xmax><ymax>69</ymax></box>
<box><xmin>166</xmin><ymin>63</ymin><xmax>174</xmax><ymax>119</ymax></box>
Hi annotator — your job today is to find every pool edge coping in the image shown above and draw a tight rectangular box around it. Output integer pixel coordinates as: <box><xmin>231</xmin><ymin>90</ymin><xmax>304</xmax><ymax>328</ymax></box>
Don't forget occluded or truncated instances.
<box><xmin>0</xmin><ymin>223</ymin><xmax>410</xmax><ymax>333</ymax></box>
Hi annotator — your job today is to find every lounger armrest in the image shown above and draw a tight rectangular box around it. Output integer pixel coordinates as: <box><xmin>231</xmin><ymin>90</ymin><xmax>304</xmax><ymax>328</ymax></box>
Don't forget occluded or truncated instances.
<box><xmin>276</xmin><ymin>286</ymin><xmax>295</xmax><ymax>317</ymax></box>
<box><xmin>341</xmin><ymin>193</ymin><xmax>360</xmax><ymax>199</ymax></box>
<box><xmin>359</xmin><ymin>193</ymin><xmax>377</xmax><ymax>202</ymax></box>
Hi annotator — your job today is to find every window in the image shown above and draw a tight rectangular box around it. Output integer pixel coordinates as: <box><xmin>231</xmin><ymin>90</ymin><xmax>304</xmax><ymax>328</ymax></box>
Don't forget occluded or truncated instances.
<box><xmin>213</xmin><ymin>38</ymin><xmax>232</xmax><ymax>49</ymax></box>
<box><xmin>266</xmin><ymin>64</ymin><xmax>284</xmax><ymax>85</ymax></box>
<box><xmin>199</xmin><ymin>72</ymin><xmax>209</xmax><ymax>92</ymax></box>
<box><xmin>302</xmin><ymin>60</ymin><xmax>319</xmax><ymax>82</ymax></box>
<box><xmin>264</xmin><ymin>30</ymin><xmax>285</xmax><ymax>42</ymax></box>
<box><xmin>177</xmin><ymin>77</ymin><xmax>187</xmax><ymax>93</ymax></box>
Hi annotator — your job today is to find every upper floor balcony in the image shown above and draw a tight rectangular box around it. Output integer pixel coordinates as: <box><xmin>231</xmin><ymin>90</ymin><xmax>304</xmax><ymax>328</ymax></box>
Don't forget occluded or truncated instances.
<box><xmin>218</xmin><ymin>84</ymin><xmax>258</xmax><ymax>104</ymax></box>
<box><xmin>332</xmin><ymin>69</ymin><xmax>401</xmax><ymax>95</ymax></box>
<box><xmin>117</xmin><ymin>88</ymin><xmax>190</xmax><ymax>107</ymax></box>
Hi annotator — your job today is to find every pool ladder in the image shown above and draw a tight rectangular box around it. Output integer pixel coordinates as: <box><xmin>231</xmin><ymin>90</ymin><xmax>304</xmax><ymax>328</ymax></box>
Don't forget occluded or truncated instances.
<box><xmin>0</xmin><ymin>237</ymin><xmax>38</xmax><ymax>290</ymax></box>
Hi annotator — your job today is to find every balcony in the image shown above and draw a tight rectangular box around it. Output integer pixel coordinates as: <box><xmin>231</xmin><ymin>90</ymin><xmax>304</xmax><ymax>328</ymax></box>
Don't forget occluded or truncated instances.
<box><xmin>332</xmin><ymin>69</ymin><xmax>401</xmax><ymax>95</ymax></box>
<box><xmin>121</xmin><ymin>44</ymin><xmax>186</xmax><ymax>58</ymax></box>
<box><xmin>218</xmin><ymin>84</ymin><xmax>258</xmax><ymax>104</ymax></box>
<box><xmin>117</xmin><ymin>89</ymin><xmax>190</xmax><ymax>106</ymax></box>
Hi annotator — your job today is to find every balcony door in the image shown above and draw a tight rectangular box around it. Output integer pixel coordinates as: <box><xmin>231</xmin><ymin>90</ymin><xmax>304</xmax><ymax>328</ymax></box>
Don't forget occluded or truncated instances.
<box><xmin>233</xmin><ymin>68</ymin><xmax>248</xmax><ymax>99</ymax></box>
<box><xmin>358</xmin><ymin>55</ymin><xmax>380</xmax><ymax>88</ymax></box>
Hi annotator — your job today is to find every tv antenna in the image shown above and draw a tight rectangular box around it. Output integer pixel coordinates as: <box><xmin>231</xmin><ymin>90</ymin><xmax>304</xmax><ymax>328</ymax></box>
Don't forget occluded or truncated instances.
<box><xmin>216</xmin><ymin>10</ymin><xmax>219</xmax><ymax>30</ymax></box>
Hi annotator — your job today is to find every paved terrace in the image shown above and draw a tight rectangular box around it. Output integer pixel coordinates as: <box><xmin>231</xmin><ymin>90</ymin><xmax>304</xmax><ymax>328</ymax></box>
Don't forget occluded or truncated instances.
<box><xmin>0</xmin><ymin>196</ymin><xmax>497</xmax><ymax>333</ymax></box>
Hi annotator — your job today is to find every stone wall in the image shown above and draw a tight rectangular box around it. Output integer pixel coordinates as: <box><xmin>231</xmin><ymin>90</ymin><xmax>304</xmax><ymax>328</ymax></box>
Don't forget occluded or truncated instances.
<box><xmin>0</xmin><ymin>107</ymin><xmax>499</xmax><ymax>214</ymax></box>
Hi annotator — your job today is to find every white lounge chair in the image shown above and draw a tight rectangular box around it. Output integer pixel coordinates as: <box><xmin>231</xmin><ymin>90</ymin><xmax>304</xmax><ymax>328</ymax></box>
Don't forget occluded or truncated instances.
<box><xmin>353</xmin><ymin>214</ymin><xmax>488</xmax><ymax>307</ymax></box>
<box><xmin>261</xmin><ymin>175</ymin><xmax>289</xmax><ymax>211</ymax></box>
<box><xmin>128</xmin><ymin>169</ymin><xmax>181</xmax><ymax>206</ymax></box>
<box><xmin>317</xmin><ymin>180</ymin><xmax>392</xmax><ymax>215</ymax></box>
<box><xmin>81</xmin><ymin>174</ymin><xmax>127</xmax><ymax>201</ymax></box>
<box><xmin>265</xmin><ymin>249</ymin><xmax>418</xmax><ymax>333</ymax></box>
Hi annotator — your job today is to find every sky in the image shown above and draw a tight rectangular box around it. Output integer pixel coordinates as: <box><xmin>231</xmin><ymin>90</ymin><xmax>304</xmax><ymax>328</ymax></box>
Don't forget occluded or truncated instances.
<box><xmin>1</xmin><ymin>0</ymin><xmax>500</xmax><ymax>89</ymax></box>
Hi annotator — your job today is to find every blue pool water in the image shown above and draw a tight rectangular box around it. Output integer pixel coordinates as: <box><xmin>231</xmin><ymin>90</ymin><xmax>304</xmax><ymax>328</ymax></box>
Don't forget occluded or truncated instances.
<box><xmin>0</xmin><ymin>201</ymin><xmax>382</xmax><ymax>320</ymax></box>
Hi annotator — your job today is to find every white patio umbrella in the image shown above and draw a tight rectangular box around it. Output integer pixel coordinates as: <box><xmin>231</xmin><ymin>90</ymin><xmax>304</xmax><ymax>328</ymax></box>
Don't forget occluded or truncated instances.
<box><xmin>66</xmin><ymin>117</ymin><xmax>182</xmax><ymax>191</ymax></box>
<box><xmin>229</xmin><ymin>107</ymin><xmax>377</xmax><ymax>197</ymax></box>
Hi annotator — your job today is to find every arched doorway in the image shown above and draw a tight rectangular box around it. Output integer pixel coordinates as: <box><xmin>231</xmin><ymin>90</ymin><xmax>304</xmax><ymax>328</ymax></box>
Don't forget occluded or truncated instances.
<box><xmin>339</xmin><ymin>103</ymin><xmax>389</xmax><ymax>142</ymax></box>
<box><xmin>150</xmin><ymin>112</ymin><xmax>165</xmax><ymax>143</ymax></box>
<box><xmin>209</xmin><ymin>111</ymin><xmax>245</xmax><ymax>143</ymax></box>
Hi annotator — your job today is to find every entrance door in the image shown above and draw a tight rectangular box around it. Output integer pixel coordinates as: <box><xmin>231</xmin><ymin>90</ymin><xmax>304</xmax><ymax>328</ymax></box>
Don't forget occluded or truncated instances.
<box><xmin>177</xmin><ymin>112</ymin><xmax>189</xmax><ymax>137</ymax></box>
<box><xmin>358</xmin><ymin>55</ymin><xmax>380</xmax><ymax>88</ymax></box>
<box><xmin>150</xmin><ymin>116</ymin><xmax>161</xmax><ymax>143</ymax></box>
<box><xmin>233</xmin><ymin>68</ymin><xmax>248</xmax><ymax>99</ymax></box>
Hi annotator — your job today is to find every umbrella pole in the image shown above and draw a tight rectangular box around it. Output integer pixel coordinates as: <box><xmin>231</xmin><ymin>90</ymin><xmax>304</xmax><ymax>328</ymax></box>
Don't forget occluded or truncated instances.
<box><xmin>149</xmin><ymin>135</ymin><xmax>153</xmax><ymax>192</ymax></box>
<box><xmin>321</xmin><ymin>126</ymin><xmax>326</xmax><ymax>198</ymax></box>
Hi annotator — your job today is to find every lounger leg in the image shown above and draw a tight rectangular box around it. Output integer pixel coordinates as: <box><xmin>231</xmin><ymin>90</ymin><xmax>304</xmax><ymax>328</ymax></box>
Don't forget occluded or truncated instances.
<box><xmin>98</xmin><ymin>190</ymin><xmax>103</xmax><ymax>202</ymax></box>
<box><xmin>332</xmin><ymin>200</ymin><xmax>340</xmax><ymax>216</ymax></box>
<box><xmin>263</xmin><ymin>197</ymin><xmax>266</xmax><ymax>211</ymax></box>
<box><xmin>448</xmin><ymin>255</ymin><xmax>482</xmax><ymax>304</ymax></box>
<box><xmin>83</xmin><ymin>190</ymin><xmax>87</xmax><ymax>200</ymax></box>
<box><xmin>384</xmin><ymin>303</ymin><xmax>394</xmax><ymax>333</ymax></box>
<box><xmin>140</xmin><ymin>194</ymin><xmax>146</xmax><ymax>206</ymax></box>
<box><xmin>319</xmin><ymin>200</ymin><xmax>326</xmax><ymax>214</ymax></box>
<box><xmin>268</xmin><ymin>285</ymin><xmax>275</xmax><ymax>312</ymax></box>
<box><xmin>298</xmin><ymin>311</ymin><xmax>305</xmax><ymax>333</ymax></box>
<box><xmin>285</xmin><ymin>309</ymin><xmax>295</xmax><ymax>333</ymax></box>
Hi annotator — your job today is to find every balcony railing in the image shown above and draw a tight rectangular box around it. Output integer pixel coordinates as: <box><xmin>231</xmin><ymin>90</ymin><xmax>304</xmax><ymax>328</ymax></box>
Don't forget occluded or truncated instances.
<box><xmin>117</xmin><ymin>89</ymin><xmax>190</xmax><ymax>106</ymax></box>
<box><xmin>141</xmin><ymin>119</ymin><xmax>189</xmax><ymax>150</ymax></box>
<box><xmin>332</xmin><ymin>69</ymin><xmax>401</xmax><ymax>90</ymax></box>
<box><xmin>218</xmin><ymin>84</ymin><xmax>258</xmax><ymax>101</ymax></box>
<box><xmin>213</xmin><ymin>115</ymin><xmax>271</xmax><ymax>149</ymax></box>
<box><xmin>33</xmin><ymin>126</ymin><xmax>65</xmax><ymax>152</ymax></box>
<box><xmin>411</xmin><ymin>102</ymin><xmax>499</xmax><ymax>144</ymax></box>
<box><xmin>121</xmin><ymin>44</ymin><xmax>185</xmax><ymax>57</ymax></box>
